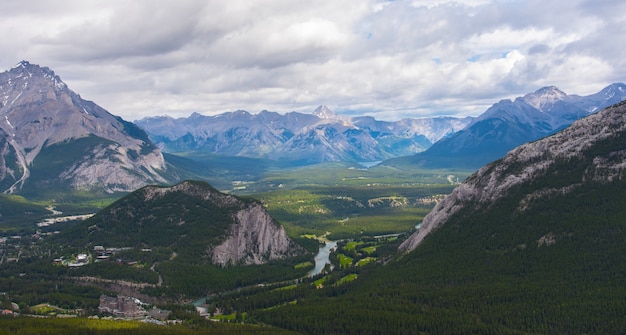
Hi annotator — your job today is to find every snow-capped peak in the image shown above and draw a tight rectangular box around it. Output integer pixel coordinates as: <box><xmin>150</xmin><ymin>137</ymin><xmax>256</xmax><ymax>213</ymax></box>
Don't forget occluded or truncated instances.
<box><xmin>7</xmin><ymin>60</ymin><xmax>65</xmax><ymax>89</ymax></box>
<box><xmin>11</xmin><ymin>60</ymin><xmax>30</xmax><ymax>70</ymax></box>
<box><xmin>312</xmin><ymin>105</ymin><xmax>336</xmax><ymax>119</ymax></box>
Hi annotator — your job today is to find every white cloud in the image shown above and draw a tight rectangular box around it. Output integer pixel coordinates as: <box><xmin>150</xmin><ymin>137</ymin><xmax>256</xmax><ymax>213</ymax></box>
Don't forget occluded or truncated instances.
<box><xmin>0</xmin><ymin>0</ymin><xmax>623</xmax><ymax>121</ymax></box>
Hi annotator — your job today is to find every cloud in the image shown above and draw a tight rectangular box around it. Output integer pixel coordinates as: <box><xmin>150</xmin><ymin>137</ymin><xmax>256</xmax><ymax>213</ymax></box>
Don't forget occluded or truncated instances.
<box><xmin>0</xmin><ymin>0</ymin><xmax>624</xmax><ymax>121</ymax></box>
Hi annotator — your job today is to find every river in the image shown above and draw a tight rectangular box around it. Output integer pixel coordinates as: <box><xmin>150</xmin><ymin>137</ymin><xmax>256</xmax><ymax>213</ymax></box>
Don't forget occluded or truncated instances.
<box><xmin>194</xmin><ymin>240</ymin><xmax>338</xmax><ymax>306</ymax></box>
<box><xmin>308</xmin><ymin>241</ymin><xmax>337</xmax><ymax>277</ymax></box>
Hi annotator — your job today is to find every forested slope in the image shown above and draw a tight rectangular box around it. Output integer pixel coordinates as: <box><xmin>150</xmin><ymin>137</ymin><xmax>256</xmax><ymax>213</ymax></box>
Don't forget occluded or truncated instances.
<box><xmin>252</xmin><ymin>178</ymin><xmax>626</xmax><ymax>334</ymax></box>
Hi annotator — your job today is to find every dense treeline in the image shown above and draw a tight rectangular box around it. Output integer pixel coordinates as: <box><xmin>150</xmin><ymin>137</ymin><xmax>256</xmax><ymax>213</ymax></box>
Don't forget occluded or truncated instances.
<box><xmin>54</xmin><ymin>182</ymin><xmax>243</xmax><ymax>253</ymax></box>
<box><xmin>250</xmin><ymin>179</ymin><xmax>626</xmax><ymax>334</ymax></box>
<box><xmin>0</xmin><ymin>316</ymin><xmax>301</xmax><ymax>335</ymax></box>
<box><xmin>151</xmin><ymin>256</ymin><xmax>312</xmax><ymax>297</ymax></box>
<box><xmin>0</xmin><ymin>194</ymin><xmax>50</xmax><ymax>230</ymax></box>
<box><xmin>0</xmin><ymin>276</ymin><xmax>101</xmax><ymax>312</ymax></box>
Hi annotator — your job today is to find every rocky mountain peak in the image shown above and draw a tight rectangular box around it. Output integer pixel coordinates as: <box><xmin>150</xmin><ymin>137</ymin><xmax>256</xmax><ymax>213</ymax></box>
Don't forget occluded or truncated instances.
<box><xmin>399</xmin><ymin>101</ymin><xmax>626</xmax><ymax>253</ymax></box>
<box><xmin>405</xmin><ymin>83</ymin><xmax>626</xmax><ymax>170</ymax></box>
<box><xmin>600</xmin><ymin>83</ymin><xmax>626</xmax><ymax>98</ymax></box>
<box><xmin>0</xmin><ymin>61</ymin><xmax>176</xmax><ymax>194</ymax></box>
<box><xmin>312</xmin><ymin>105</ymin><xmax>336</xmax><ymax>119</ymax></box>
<box><xmin>521</xmin><ymin>86</ymin><xmax>568</xmax><ymax>111</ymax></box>
<box><xmin>7</xmin><ymin>61</ymin><xmax>66</xmax><ymax>92</ymax></box>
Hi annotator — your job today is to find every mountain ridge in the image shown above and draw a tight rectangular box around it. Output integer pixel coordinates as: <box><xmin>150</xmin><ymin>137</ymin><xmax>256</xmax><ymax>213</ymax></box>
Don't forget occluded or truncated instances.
<box><xmin>386</xmin><ymin>83</ymin><xmax>626</xmax><ymax>169</ymax></box>
<box><xmin>136</xmin><ymin>107</ymin><xmax>473</xmax><ymax>164</ymax></box>
<box><xmin>400</xmin><ymin>100</ymin><xmax>626</xmax><ymax>252</ymax></box>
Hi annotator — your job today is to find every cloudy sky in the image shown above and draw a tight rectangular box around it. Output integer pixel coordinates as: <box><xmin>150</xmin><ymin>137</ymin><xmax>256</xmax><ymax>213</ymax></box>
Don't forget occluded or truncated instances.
<box><xmin>0</xmin><ymin>0</ymin><xmax>624</xmax><ymax>121</ymax></box>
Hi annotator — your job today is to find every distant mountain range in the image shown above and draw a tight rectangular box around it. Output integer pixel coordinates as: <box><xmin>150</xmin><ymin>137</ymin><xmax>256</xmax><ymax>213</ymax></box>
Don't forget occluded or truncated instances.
<box><xmin>135</xmin><ymin>106</ymin><xmax>473</xmax><ymax>164</ymax></box>
<box><xmin>139</xmin><ymin>83</ymin><xmax>626</xmax><ymax>168</ymax></box>
<box><xmin>387</xmin><ymin>83</ymin><xmax>626</xmax><ymax>169</ymax></box>
<box><xmin>0</xmin><ymin>61</ymin><xmax>177</xmax><ymax>195</ymax></box>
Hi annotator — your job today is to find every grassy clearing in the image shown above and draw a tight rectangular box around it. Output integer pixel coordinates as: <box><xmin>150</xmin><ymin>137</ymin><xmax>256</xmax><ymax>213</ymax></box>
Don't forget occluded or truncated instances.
<box><xmin>361</xmin><ymin>246</ymin><xmax>377</xmax><ymax>254</ymax></box>
<box><xmin>294</xmin><ymin>261</ymin><xmax>313</xmax><ymax>270</ymax></box>
<box><xmin>313</xmin><ymin>276</ymin><xmax>328</xmax><ymax>287</ymax></box>
<box><xmin>335</xmin><ymin>274</ymin><xmax>358</xmax><ymax>285</ymax></box>
<box><xmin>30</xmin><ymin>303</ymin><xmax>59</xmax><ymax>316</ymax></box>
<box><xmin>211</xmin><ymin>313</ymin><xmax>237</xmax><ymax>321</ymax></box>
<box><xmin>357</xmin><ymin>257</ymin><xmax>376</xmax><ymax>266</ymax></box>
<box><xmin>344</xmin><ymin>241</ymin><xmax>364</xmax><ymax>251</ymax></box>
<box><xmin>338</xmin><ymin>254</ymin><xmax>353</xmax><ymax>268</ymax></box>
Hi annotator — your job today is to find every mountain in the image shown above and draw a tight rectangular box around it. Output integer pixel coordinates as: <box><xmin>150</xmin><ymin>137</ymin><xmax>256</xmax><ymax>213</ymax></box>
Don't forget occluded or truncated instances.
<box><xmin>387</xmin><ymin>83</ymin><xmax>626</xmax><ymax>169</ymax></box>
<box><xmin>135</xmin><ymin>107</ymin><xmax>472</xmax><ymax>164</ymax></box>
<box><xmin>0</xmin><ymin>61</ymin><xmax>176</xmax><ymax>195</ymax></box>
<box><xmin>61</xmin><ymin>180</ymin><xmax>303</xmax><ymax>266</ymax></box>
<box><xmin>400</xmin><ymin>100</ymin><xmax>626</xmax><ymax>252</ymax></box>
<box><xmin>252</xmin><ymin>101</ymin><xmax>626</xmax><ymax>334</ymax></box>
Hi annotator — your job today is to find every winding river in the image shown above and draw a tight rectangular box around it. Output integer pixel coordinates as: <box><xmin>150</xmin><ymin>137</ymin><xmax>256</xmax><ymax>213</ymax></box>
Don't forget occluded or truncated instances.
<box><xmin>308</xmin><ymin>241</ymin><xmax>337</xmax><ymax>277</ymax></box>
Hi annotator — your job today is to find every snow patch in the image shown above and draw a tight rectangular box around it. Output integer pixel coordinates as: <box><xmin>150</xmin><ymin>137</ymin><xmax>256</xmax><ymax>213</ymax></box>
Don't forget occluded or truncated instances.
<box><xmin>9</xmin><ymin>92</ymin><xmax>22</xmax><ymax>107</ymax></box>
<box><xmin>5</xmin><ymin>115</ymin><xmax>13</xmax><ymax>129</ymax></box>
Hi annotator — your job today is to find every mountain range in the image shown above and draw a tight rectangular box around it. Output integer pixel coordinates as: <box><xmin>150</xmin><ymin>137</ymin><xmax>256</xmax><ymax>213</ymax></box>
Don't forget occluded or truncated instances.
<box><xmin>387</xmin><ymin>83</ymin><xmax>626</xmax><ymax>169</ymax></box>
<box><xmin>0</xmin><ymin>61</ymin><xmax>177</xmax><ymax>195</ymax></box>
<box><xmin>1</xmin><ymin>60</ymin><xmax>624</xmax><ymax>198</ymax></box>
<box><xmin>135</xmin><ymin>106</ymin><xmax>472</xmax><ymax>164</ymax></box>
<box><xmin>139</xmin><ymin>83</ymin><xmax>626</xmax><ymax>169</ymax></box>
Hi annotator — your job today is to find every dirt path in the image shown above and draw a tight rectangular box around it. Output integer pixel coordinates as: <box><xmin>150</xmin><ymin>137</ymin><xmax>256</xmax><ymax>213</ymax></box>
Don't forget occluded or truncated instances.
<box><xmin>150</xmin><ymin>262</ymin><xmax>163</xmax><ymax>286</ymax></box>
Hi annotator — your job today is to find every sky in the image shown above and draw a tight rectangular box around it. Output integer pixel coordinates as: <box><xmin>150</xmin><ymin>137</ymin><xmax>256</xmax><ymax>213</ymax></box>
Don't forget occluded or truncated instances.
<box><xmin>0</xmin><ymin>0</ymin><xmax>624</xmax><ymax>121</ymax></box>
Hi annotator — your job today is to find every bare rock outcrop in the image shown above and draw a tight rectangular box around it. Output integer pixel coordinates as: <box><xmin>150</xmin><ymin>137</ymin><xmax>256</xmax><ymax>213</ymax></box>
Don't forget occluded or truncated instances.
<box><xmin>211</xmin><ymin>203</ymin><xmax>300</xmax><ymax>266</ymax></box>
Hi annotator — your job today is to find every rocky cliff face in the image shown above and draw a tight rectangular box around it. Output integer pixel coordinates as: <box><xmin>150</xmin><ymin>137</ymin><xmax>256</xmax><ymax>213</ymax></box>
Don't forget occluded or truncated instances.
<box><xmin>211</xmin><ymin>203</ymin><xmax>298</xmax><ymax>266</ymax></box>
<box><xmin>399</xmin><ymin>101</ymin><xmax>626</xmax><ymax>253</ymax></box>
<box><xmin>0</xmin><ymin>61</ymin><xmax>175</xmax><ymax>193</ymax></box>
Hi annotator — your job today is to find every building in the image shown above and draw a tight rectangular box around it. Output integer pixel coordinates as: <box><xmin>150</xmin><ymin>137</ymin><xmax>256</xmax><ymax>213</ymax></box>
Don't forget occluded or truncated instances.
<box><xmin>98</xmin><ymin>295</ymin><xmax>145</xmax><ymax>318</ymax></box>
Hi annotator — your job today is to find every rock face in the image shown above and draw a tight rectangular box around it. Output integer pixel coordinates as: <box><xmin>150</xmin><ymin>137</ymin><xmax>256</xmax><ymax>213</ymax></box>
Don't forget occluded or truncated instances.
<box><xmin>0</xmin><ymin>61</ymin><xmax>175</xmax><ymax>194</ymax></box>
<box><xmin>396</xmin><ymin>84</ymin><xmax>626</xmax><ymax>169</ymax></box>
<box><xmin>399</xmin><ymin>101</ymin><xmax>626</xmax><ymax>253</ymax></box>
<box><xmin>72</xmin><ymin>180</ymin><xmax>302</xmax><ymax>266</ymax></box>
<box><xmin>135</xmin><ymin>106</ymin><xmax>472</xmax><ymax>164</ymax></box>
<box><xmin>211</xmin><ymin>203</ymin><xmax>295</xmax><ymax>266</ymax></box>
